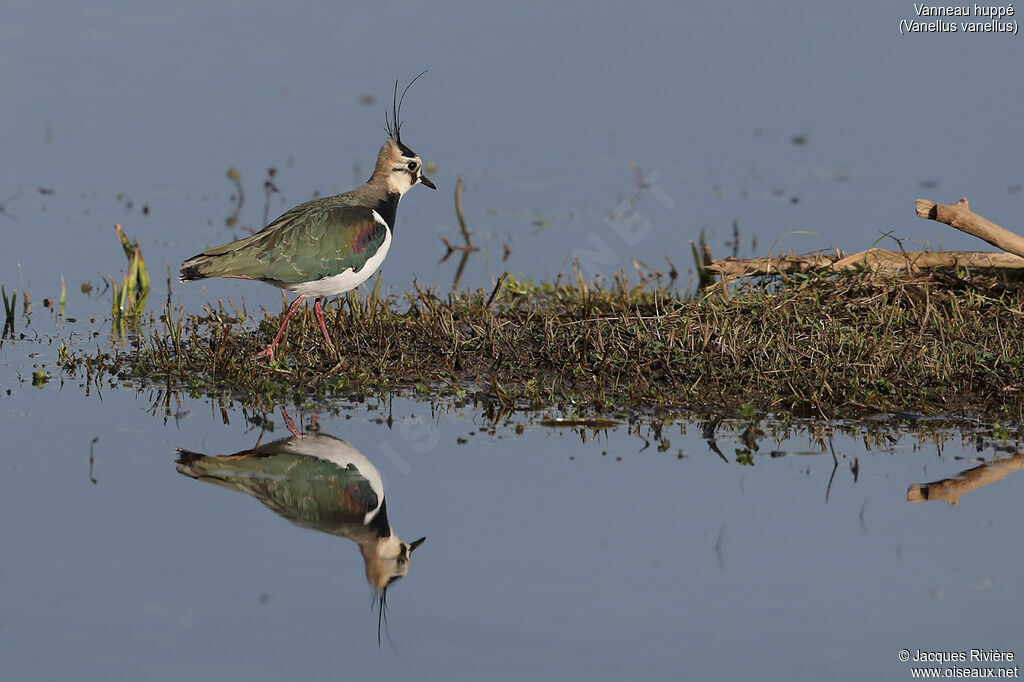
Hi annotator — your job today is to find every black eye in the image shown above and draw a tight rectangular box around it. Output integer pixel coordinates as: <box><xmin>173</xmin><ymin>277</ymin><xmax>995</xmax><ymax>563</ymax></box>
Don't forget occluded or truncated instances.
<box><xmin>407</xmin><ymin>161</ymin><xmax>418</xmax><ymax>171</ymax></box>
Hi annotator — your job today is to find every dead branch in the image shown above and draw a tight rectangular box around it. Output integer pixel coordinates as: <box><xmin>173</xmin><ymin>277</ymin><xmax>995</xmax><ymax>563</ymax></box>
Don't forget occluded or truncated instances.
<box><xmin>707</xmin><ymin>249</ymin><xmax>1024</xmax><ymax>277</ymax></box>
<box><xmin>916</xmin><ymin>197</ymin><xmax>1024</xmax><ymax>259</ymax></box>
<box><xmin>705</xmin><ymin>197</ymin><xmax>1024</xmax><ymax>279</ymax></box>
<box><xmin>439</xmin><ymin>175</ymin><xmax>481</xmax><ymax>289</ymax></box>
<box><xmin>440</xmin><ymin>175</ymin><xmax>480</xmax><ymax>261</ymax></box>
<box><xmin>708</xmin><ymin>253</ymin><xmax>838</xmax><ymax>276</ymax></box>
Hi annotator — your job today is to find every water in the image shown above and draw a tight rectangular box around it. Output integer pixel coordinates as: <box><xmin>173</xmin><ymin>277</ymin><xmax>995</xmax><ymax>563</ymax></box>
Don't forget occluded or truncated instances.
<box><xmin>2</xmin><ymin>389</ymin><xmax>1022</xmax><ymax>680</ymax></box>
<box><xmin>3</xmin><ymin>1</ymin><xmax>1023</xmax><ymax>679</ymax></box>
<box><xmin>4</xmin><ymin>1</ymin><xmax>1024</xmax><ymax>304</ymax></box>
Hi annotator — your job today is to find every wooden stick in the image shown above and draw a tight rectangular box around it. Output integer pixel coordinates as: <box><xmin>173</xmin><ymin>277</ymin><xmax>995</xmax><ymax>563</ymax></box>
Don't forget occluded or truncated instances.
<box><xmin>707</xmin><ymin>249</ymin><xmax>1024</xmax><ymax>277</ymax></box>
<box><xmin>707</xmin><ymin>254</ymin><xmax>837</xmax><ymax>276</ymax></box>
<box><xmin>916</xmin><ymin>197</ymin><xmax>1024</xmax><ymax>259</ymax></box>
<box><xmin>831</xmin><ymin>249</ymin><xmax>1024</xmax><ymax>271</ymax></box>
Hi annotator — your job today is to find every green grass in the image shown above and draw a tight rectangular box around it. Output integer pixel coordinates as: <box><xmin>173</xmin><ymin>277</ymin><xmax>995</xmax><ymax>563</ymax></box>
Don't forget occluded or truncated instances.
<box><xmin>109</xmin><ymin>224</ymin><xmax>150</xmax><ymax>337</ymax></box>
<box><xmin>60</xmin><ymin>267</ymin><xmax>1024</xmax><ymax>419</ymax></box>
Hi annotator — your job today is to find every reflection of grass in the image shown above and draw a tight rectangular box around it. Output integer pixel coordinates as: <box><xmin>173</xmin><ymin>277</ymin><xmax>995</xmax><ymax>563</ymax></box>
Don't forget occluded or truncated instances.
<box><xmin>60</xmin><ymin>268</ymin><xmax>1024</xmax><ymax>417</ymax></box>
<box><xmin>2</xmin><ymin>283</ymin><xmax>15</xmax><ymax>337</ymax></box>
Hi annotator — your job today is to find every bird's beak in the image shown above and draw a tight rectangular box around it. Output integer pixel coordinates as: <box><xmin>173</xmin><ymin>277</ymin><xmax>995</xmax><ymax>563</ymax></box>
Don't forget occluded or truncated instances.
<box><xmin>409</xmin><ymin>537</ymin><xmax>427</xmax><ymax>552</ymax></box>
<box><xmin>419</xmin><ymin>175</ymin><xmax>436</xmax><ymax>190</ymax></box>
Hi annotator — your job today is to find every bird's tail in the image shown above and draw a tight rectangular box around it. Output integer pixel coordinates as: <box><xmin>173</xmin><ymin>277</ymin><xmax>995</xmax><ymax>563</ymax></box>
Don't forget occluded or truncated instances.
<box><xmin>178</xmin><ymin>257</ymin><xmax>209</xmax><ymax>283</ymax></box>
<box><xmin>174</xmin><ymin>448</ymin><xmax>269</xmax><ymax>481</ymax></box>
<box><xmin>175</xmin><ymin>448</ymin><xmax>211</xmax><ymax>477</ymax></box>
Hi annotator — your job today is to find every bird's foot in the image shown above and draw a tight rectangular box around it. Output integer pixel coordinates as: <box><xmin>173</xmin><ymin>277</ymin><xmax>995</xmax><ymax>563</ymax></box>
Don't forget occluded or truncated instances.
<box><xmin>313</xmin><ymin>299</ymin><xmax>337</xmax><ymax>358</ymax></box>
<box><xmin>254</xmin><ymin>295</ymin><xmax>305</xmax><ymax>363</ymax></box>
<box><xmin>280</xmin><ymin>406</ymin><xmax>302</xmax><ymax>437</ymax></box>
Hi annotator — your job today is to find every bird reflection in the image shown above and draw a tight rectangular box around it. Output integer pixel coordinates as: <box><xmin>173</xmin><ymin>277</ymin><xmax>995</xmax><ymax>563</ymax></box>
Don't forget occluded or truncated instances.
<box><xmin>175</xmin><ymin>429</ymin><xmax>425</xmax><ymax>644</ymax></box>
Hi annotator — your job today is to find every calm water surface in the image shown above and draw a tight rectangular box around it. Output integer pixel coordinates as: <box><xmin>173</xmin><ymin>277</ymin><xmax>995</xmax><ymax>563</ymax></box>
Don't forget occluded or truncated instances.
<box><xmin>2</xmin><ymin>378</ymin><xmax>1022</xmax><ymax>681</ymax></box>
<box><xmin>3</xmin><ymin>2</ymin><xmax>1024</xmax><ymax>303</ymax></box>
<box><xmin>3</xmin><ymin>1</ymin><xmax>1023</xmax><ymax>680</ymax></box>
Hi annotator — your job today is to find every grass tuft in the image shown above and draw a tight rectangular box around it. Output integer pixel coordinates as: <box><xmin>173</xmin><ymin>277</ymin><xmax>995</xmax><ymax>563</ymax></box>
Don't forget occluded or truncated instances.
<box><xmin>109</xmin><ymin>224</ymin><xmax>150</xmax><ymax>337</ymax></box>
<box><xmin>62</xmin><ymin>268</ymin><xmax>1024</xmax><ymax>419</ymax></box>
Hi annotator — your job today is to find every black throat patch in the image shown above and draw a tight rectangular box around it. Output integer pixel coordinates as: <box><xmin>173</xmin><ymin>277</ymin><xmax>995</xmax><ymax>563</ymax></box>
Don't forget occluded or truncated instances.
<box><xmin>374</xmin><ymin>193</ymin><xmax>401</xmax><ymax>231</ymax></box>
<box><xmin>368</xmin><ymin>497</ymin><xmax>392</xmax><ymax>538</ymax></box>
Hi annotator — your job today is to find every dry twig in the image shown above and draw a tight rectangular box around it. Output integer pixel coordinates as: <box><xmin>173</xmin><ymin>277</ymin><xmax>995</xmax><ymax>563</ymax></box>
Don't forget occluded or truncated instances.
<box><xmin>916</xmin><ymin>197</ymin><xmax>1024</xmax><ymax>259</ymax></box>
<box><xmin>708</xmin><ymin>249</ymin><xmax>1024</xmax><ymax>277</ymax></box>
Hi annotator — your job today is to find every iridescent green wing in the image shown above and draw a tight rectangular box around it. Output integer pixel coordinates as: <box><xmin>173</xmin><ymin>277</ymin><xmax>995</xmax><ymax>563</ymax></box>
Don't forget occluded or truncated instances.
<box><xmin>196</xmin><ymin>201</ymin><xmax>387</xmax><ymax>283</ymax></box>
<box><xmin>176</xmin><ymin>451</ymin><xmax>381</xmax><ymax>533</ymax></box>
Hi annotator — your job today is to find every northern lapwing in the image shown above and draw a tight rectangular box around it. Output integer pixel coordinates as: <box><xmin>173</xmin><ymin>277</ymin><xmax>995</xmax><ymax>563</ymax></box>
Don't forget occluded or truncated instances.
<box><xmin>179</xmin><ymin>73</ymin><xmax>435</xmax><ymax>361</ymax></box>
<box><xmin>176</xmin><ymin>425</ymin><xmax>426</xmax><ymax>646</ymax></box>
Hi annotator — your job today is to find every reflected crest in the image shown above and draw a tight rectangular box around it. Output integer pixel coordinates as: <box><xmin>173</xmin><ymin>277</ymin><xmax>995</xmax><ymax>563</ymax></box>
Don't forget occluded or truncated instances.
<box><xmin>175</xmin><ymin>428</ymin><xmax>424</xmax><ymax>645</ymax></box>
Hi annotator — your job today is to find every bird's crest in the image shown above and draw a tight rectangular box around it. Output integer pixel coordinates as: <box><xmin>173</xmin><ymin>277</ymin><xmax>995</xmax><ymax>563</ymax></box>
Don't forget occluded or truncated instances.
<box><xmin>369</xmin><ymin>535</ymin><xmax>426</xmax><ymax>648</ymax></box>
<box><xmin>384</xmin><ymin>70</ymin><xmax>428</xmax><ymax>156</ymax></box>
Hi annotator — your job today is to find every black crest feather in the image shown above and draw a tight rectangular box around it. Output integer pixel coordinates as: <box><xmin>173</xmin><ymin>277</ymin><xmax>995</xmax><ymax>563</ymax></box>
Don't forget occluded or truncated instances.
<box><xmin>384</xmin><ymin>70</ymin><xmax>428</xmax><ymax>147</ymax></box>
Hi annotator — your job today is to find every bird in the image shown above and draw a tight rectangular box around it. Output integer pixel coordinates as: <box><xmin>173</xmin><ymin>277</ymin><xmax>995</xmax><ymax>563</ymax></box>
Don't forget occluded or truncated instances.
<box><xmin>176</xmin><ymin>418</ymin><xmax>426</xmax><ymax>646</ymax></box>
<box><xmin>179</xmin><ymin>73</ymin><xmax>435</xmax><ymax>362</ymax></box>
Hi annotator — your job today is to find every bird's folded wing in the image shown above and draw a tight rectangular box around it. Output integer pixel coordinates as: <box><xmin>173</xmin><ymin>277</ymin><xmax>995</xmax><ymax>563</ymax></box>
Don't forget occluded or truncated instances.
<box><xmin>189</xmin><ymin>204</ymin><xmax>388</xmax><ymax>283</ymax></box>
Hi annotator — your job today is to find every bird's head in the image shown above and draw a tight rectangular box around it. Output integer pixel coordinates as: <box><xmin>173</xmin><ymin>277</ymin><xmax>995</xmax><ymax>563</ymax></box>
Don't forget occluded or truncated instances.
<box><xmin>373</xmin><ymin>138</ymin><xmax>435</xmax><ymax>195</ymax></box>
<box><xmin>364</xmin><ymin>535</ymin><xmax>426</xmax><ymax>646</ymax></box>
<box><xmin>363</xmin><ymin>534</ymin><xmax>426</xmax><ymax>591</ymax></box>
<box><xmin>372</xmin><ymin>71</ymin><xmax>435</xmax><ymax>196</ymax></box>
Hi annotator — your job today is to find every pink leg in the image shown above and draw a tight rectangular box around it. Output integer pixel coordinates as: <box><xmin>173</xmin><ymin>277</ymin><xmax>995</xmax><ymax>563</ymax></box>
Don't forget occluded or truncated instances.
<box><xmin>313</xmin><ymin>298</ymin><xmax>336</xmax><ymax>353</ymax></box>
<box><xmin>279</xmin><ymin>406</ymin><xmax>302</xmax><ymax>437</ymax></box>
<box><xmin>255</xmin><ymin>295</ymin><xmax>305</xmax><ymax>362</ymax></box>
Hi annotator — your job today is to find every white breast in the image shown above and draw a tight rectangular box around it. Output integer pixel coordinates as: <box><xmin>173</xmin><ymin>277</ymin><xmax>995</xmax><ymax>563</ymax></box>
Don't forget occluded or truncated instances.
<box><xmin>281</xmin><ymin>210</ymin><xmax>393</xmax><ymax>298</ymax></box>
<box><xmin>280</xmin><ymin>434</ymin><xmax>386</xmax><ymax>524</ymax></box>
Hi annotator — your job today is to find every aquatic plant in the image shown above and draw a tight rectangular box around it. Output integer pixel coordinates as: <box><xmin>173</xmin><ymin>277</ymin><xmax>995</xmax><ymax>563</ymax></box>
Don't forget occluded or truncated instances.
<box><xmin>109</xmin><ymin>224</ymin><xmax>150</xmax><ymax>336</ymax></box>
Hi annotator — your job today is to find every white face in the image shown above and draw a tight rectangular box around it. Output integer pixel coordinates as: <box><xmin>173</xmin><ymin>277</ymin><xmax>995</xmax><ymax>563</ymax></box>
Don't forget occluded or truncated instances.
<box><xmin>366</xmin><ymin>535</ymin><xmax>425</xmax><ymax>590</ymax></box>
<box><xmin>387</xmin><ymin>157</ymin><xmax>421</xmax><ymax>195</ymax></box>
<box><xmin>387</xmin><ymin>156</ymin><xmax>435</xmax><ymax>196</ymax></box>
<box><xmin>376</xmin><ymin>534</ymin><xmax>404</xmax><ymax>561</ymax></box>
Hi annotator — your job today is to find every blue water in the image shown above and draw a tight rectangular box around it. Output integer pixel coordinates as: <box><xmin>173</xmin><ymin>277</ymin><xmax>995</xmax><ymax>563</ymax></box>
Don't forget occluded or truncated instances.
<box><xmin>4</xmin><ymin>1</ymin><xmax>1024</xmax><ymax>306</ymax></box>
<box><xmin>2</xmin><ymin>386</ymin><xmax>1022</xmax><ymax>681</ymax></box>
<box><xmin>3</xmin><ymin>1</ymin><xmax>1024</xmax><ymax>679</ymax></box>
